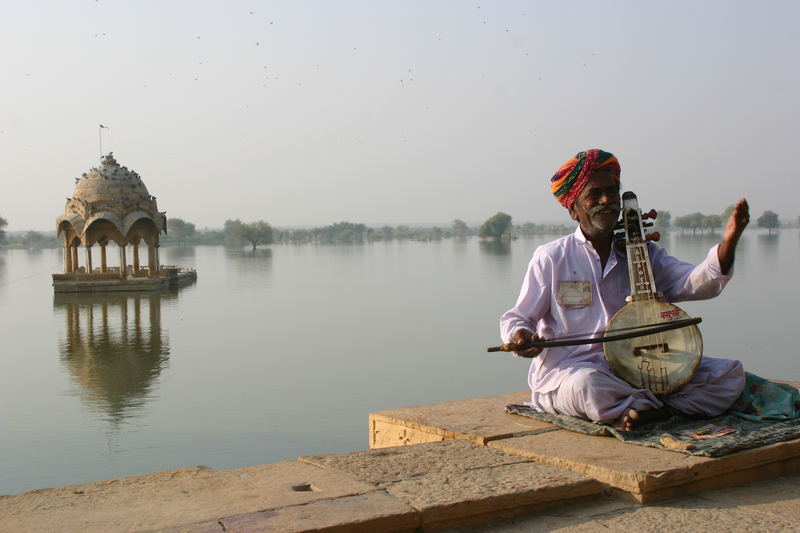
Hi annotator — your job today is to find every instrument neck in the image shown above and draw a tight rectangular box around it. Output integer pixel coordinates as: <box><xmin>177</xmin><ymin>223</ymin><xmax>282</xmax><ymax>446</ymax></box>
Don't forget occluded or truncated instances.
<box><xmin>626</xmin><ymin>240</ymin><xmax>658</xmax><ymax>300</ymax></box>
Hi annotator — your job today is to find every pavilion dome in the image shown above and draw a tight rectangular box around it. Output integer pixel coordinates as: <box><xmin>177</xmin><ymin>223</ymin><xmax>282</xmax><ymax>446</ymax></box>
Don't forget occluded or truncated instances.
<box><xmin>57</xmin><ymin>153</ymin><xmax>166</xmax><ymax>245</ymax></box>
<box><xmin>70</xmin><ymin>152</ymin><xmax>153</xmax><ymax>205</ymax></box>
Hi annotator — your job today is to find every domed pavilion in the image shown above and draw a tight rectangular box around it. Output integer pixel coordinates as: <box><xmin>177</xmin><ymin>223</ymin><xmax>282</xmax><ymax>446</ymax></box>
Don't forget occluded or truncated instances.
<box><xmin>54</xmin><ymin>153</ymin><xmax>195</xmax><ymax>292</ymax></box>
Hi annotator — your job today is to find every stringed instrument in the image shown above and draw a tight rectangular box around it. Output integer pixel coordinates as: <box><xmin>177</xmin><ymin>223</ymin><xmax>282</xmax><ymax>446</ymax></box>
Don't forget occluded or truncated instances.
<box><xmin>603</xmin><ymin>191</ymin><xmax>703</xmax><ymax>395</ymax></box>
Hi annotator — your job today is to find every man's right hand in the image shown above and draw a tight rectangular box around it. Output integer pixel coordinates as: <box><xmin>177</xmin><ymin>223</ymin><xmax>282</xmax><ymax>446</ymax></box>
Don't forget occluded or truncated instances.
<box><xmin>511</xmin><ymin>329</ymin><xmax>544</xmax><ymax>358</ymax></box>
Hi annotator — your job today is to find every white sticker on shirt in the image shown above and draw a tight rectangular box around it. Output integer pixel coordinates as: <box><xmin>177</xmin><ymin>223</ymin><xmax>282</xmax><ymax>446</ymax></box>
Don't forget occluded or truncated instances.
<box><xmin>557</xmin><ymin>281</ymin><xmax>592</xmax><ymax>307</ymax></box>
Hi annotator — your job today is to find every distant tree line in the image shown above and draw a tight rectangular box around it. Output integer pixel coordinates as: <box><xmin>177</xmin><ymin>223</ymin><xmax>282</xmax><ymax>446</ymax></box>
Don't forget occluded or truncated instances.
<box><xmin>162</xmin><ymin>218</ymin><xmax>471</xmax><ymax>246</ymax></box>
<box><xmin>0</xmin><ymin>206</ymin><xmax>792</xmax><ymax>250</ymax></box>
<box><xmin>162</xmin><ymin>218</ymin><xmax>274</xmax><ymax>250</ymax></box>
<box><xmin>0</xmin><ymin>212</ymin><xmax>62</xmax><ymax>247</ymax></box>
<box><xmin>673</xmin><ymin>205</ymin><xmax>782</xmax><ymax>235</ymax></box>
<box><xmin>273</xmin><ymin>220</ymin><xmax>470</xmax><ymax>244</ymax></box>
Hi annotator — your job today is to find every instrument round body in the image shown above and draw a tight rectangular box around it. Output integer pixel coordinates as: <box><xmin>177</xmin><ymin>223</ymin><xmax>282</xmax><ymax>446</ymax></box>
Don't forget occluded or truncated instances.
<box><xmin>604</xmin><ymin>300</ymin><xmax>702</xmax><ymax>395</ymax></box>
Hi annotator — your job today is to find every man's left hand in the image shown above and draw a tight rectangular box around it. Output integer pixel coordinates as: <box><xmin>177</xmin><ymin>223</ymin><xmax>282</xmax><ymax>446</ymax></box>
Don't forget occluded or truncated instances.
<box><xmin>718</xmin><ymin>198</ymin><xmax>749</xmax><ymax>274</ymax></box>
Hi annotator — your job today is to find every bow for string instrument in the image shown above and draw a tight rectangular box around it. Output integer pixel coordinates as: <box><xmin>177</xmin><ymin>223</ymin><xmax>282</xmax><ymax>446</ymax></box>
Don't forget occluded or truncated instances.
<box><xmin>487</xmin><ymin>191</ymin><xmax>703</xmax><ymax>395</ymax></box>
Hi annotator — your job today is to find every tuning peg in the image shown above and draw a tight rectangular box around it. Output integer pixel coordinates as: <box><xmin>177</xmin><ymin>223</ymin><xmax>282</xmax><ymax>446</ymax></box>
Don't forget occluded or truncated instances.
<box><xmin>645</xmin><ymin>232</ymin><xmax>661</xmax><ymax>242</ymax></box>
<box><xmin>641</xmin><ymin>209</ymin><xmax>658</xmax><ymax>220</ymax></box>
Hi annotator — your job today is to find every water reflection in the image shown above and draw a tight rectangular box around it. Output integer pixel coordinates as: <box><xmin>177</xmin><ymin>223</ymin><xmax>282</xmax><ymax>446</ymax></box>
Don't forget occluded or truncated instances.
<box><xmin>756</xmin><ymin>233</ymin><xmax>780</xmax><ymax>265</ymax></box>
<box><xmin>165</xmin><ymin>245</ymin><xmax>196</xmax><ymax>260</ymax></box>
<box><xmin>225</xmin><ymin>247</ymin><xmax>274</xmax><ymax>287</ymax></box>
<box><xmin>54</xmin><ymin>292</ymin><xmax>173</xmax><ymax>426</ymax></box>
<box><xmin>757</xmin><ymin>233</ymin><xmax>780</xmax><ymax>246</ymax></box>
<box><xmin>479</xmin><ymin>240</ymin><xmax>511</xmax><ymax>255</ymax></box>
<box><xmin>225</xmin><ymin>247</ymin><xmax>273</xmax><ymax>260</ymax></box>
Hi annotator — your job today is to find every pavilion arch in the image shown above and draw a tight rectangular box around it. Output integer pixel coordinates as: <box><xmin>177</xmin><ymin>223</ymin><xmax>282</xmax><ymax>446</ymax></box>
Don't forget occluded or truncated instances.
<box><xmin>84</xmin><ymin>213</ymin><xmax>126</xmax><ymax>246</ymax></box>
<box><xmin>124</xmin><ymin>216</ymin><xmax>161</xmax><ymax>247</ymax></box>
<box><xmin>57</xmin><ymin>213</ymin><xmax>85</xmax><ymax>239</ymax></box>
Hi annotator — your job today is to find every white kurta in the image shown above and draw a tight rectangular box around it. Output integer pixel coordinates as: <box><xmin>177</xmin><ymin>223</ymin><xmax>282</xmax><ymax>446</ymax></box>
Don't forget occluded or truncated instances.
<box><xmin>500</xmin><ymin>227</ymin><xmax>745</xmax><ymax>423</ymax></box>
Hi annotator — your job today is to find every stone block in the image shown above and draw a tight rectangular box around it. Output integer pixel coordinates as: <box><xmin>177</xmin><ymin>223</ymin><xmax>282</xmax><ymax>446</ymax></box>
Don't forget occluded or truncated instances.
<box><xmin>385</xmin><ymin>461</ymin><xmax>602</xmax><ymax>531</ymax></box>
<box><xmin>489</xmin><ymin>429</ymin><xmax>800</xmax><ymax>503</ymax></box>
<box><xmin>370</xmin><ymin>417</ymin><xmax>449</xmax><ymax>448</ymax></box>
<box><xmin>218</xmin><ymin>492</ymin><xmax>419</xmax><ymax>533</ymax></box>
<box><xmin>0</xmin><ymin>462</ymin><xmax>379</xmax><ymax>533</ymax></box>
<box><xmin>302</xmin><ymin>439</ymin><xmax>601</xmax><ymax>530</ymax></box>
<box><xmin>369</xmin><ymin>392</ymin><xmax>556</xmax><ymax>449</ymax></box>
<box><xmin>301</xmin><ymin>440</ymin><xmax>531</xmax><ymax>486</ymax></box>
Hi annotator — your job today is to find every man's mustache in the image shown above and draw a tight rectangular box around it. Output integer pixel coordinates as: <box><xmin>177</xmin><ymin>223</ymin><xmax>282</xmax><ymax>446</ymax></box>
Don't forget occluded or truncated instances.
<box><xmin>588</xmin><ymin>204</ymin><xmax>621</xmax><ymax>216</ymax></box>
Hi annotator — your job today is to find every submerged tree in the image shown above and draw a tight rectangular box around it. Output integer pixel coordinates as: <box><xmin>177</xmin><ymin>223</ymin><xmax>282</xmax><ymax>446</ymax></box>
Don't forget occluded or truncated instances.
<box><xmin>656</xmin><ymin>210</ymin><xmax>671</xmax><ymax>229</ymax></box>
<box><xmin>478</xmin><ymin>212</ymin><xmax>512</xmax><ymax>240</ymax></box>
<box><xmin>757</xmin><ymin>210</ymin><xmax>780</xmax><ymax>235</ymax></box>
<box><xmin>451</xmin><ymin>219</ymin><xmax>468</xmax><ymax>239</ymax></box>
<box><xmin>167</xmin><ymin>218</ymin><xmax>196</xmax><ymax>245</ymax></box>
<box><xmin>236</xmin><ymin>220</ymin><xmax>274</xmax><ymax>252</ymax></box>
<box><xmin>0</xmin><ymin>215</ymin><xmax>7</xmax><ymax>244</ymax></box>
<box><xmin>24</xmin><ymin>231</ymin><xmax>46</xmax><ymax>245</ymax></box>
<box><xmin>702</xmin><ymin>214</ymin><xmax>723</xmax><ymax>233</ymax></box>
<box><xmin>224</xmin><ymin>219</ymin><xmax>244</xmax><ymax>245</ymax></box>
<box><xmin>721</xmin><ymin>204</ymin><xmax>735</xmax><ymax>221</ymax></box>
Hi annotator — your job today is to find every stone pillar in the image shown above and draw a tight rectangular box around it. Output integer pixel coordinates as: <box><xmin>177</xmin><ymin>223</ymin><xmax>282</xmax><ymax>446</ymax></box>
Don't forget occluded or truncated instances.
<box><xmin>85</xmin><ymin>245</ymin><xmax>93</xmax><ymax>274</ymax></box>
<box><xmin>100</xmin><ymin>244</ymin><xmax>108</xmax><ymax>273</ymax></box>
<box><xmin>71</xmin><ymin>245</ymin><xmax>79</xmax><ymax>273</ymax></box>
<box><xmin>119</xmin><ymin>245</ymin><xmax>128</xmax><ymax>277</ymax></box>
<box><xmin>147</xmin><ymin>244</ymin><xmax>157</xmax><ymax>277</ymax></box>
<box><xmin>63</xmin><ymin>238</ymin><xmax>72</xmax><ymax>273</ymax></box>
<box><xmin>132</xmin><ymin>244</ymin><xmax>140</xmax><ymax>273</ymax></box>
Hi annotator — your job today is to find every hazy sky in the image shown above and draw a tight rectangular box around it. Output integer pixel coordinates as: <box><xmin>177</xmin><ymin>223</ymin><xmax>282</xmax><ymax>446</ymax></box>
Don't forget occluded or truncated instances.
<box><xmin>2</xmin><ymin>1</ymin><xmax>798</xmax><ymax>231</ymax></box>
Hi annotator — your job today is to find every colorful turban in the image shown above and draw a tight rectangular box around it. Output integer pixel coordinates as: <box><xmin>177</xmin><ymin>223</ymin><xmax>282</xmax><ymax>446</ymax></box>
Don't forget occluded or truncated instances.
<box><xmin>550</xmin><ymin>149</ymin><xmax>620</xmax><ymax>209</ymax></box>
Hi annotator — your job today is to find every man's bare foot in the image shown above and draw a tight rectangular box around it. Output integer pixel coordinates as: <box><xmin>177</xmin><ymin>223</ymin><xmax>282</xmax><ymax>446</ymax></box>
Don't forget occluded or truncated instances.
<box><xmin>613</xmin><ymin>406</ymin><xmax>670</xmax><ymax>431</ymax></box>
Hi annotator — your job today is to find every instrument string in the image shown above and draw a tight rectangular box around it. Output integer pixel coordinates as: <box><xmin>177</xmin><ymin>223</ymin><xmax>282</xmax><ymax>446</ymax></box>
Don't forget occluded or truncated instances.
<box><xmin>648</xmin><ymin>239</ymin><xmax>669</xmax><ymax>391</ymax></box>
<box><xmin>647</xmin><ymin>245</ymin><xmax>661</xmax><ymax>390</ymax></box>
<box><xmin>638</xmin><ymin>242</ymin><xmax>652</xmax><ymax>386</ymax></box>
<box><xmin>633</xmin><ymin>243</ymin><xmax>645</xmax><ymax>386</ymax></box>
<box><xmin>648</xmin><ymin>241</ymin><xmax>665</xmax><ymax>390</ymax></box>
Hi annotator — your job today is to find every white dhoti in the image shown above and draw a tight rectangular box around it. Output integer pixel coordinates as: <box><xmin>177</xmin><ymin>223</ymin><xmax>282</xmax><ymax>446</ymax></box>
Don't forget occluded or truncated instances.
<box><xmin>526</xmin><ymin>356</ymin><xmax>745</xmax><ymax>424</ymax></box>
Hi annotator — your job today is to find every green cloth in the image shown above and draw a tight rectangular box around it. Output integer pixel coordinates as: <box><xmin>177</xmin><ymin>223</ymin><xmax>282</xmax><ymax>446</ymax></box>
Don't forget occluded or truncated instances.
<box><xmin>730</xmin><ymin>372</ymin><xmax>800</xmax><ymax>421</ymax></box>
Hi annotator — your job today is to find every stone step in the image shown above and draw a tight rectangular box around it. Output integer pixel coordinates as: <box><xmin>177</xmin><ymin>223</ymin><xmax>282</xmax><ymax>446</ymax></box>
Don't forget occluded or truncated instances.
<box><xmin>369</xmin><ymin>391</ymin><xmax>556</xmax><ymax>448</ymax></box>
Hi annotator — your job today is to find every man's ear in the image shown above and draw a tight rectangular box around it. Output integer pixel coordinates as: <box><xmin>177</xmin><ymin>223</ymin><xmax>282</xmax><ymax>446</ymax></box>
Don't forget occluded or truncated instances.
<box><xmin>568</xmin><ymin>205</ymin><xmax>579</xmax><ymax>221</ymax></box>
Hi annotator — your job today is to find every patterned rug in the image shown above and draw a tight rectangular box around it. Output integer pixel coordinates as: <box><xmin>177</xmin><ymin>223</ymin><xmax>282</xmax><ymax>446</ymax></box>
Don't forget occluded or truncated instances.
<box><xmin>506</xmin><ymin>373</ymin><xmax>800</xmax><ymax>457</ymax></box>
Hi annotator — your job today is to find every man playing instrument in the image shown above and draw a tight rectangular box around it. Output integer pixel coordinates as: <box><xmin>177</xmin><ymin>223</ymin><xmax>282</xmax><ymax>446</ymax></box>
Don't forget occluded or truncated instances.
<box><xmin>499</xmin><ymin>149</ymin><xmax>750</xmax><ymax>430</ymax></box>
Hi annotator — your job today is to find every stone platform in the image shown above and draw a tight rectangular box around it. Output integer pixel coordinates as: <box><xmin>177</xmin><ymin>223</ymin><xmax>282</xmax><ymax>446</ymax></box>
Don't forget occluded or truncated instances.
<box><xmin>0</xmin><ymin>442</ymin><xmax>602</xmax><ymax>533</ymax></box>
<box><xmin>370</xmin><ymin>387</ymin><xmax>800</xmax><ymax>504</ymax></box>
<box><xmin>52</xmin><ymin>268</ymin><xmax>197</xmax><ymax>293</ymax></box>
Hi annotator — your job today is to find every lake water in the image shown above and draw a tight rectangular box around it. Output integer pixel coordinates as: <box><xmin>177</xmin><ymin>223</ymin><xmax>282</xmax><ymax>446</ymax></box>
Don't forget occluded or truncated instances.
<box><xmin>1</xmin><ymin>229</ymin><xmax>797</xmax><ymax>495</ymax></box>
